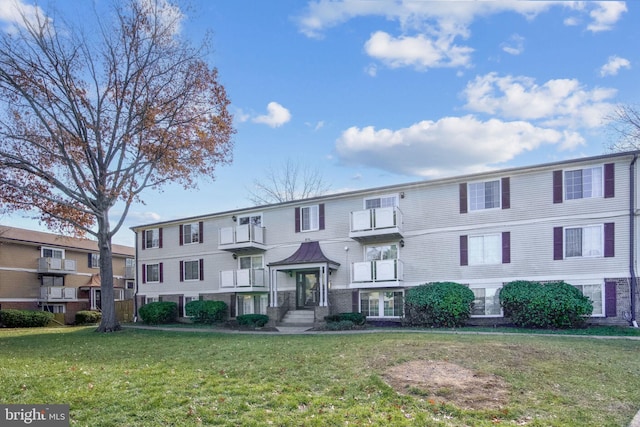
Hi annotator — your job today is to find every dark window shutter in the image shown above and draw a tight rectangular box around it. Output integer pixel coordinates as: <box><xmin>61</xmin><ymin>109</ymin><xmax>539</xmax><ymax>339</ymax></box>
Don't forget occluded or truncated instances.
<box><xmin>319</xmin><ymin>204</ymin><xmax>325</xmax><ymax>230</ymax></box>
<box><xmin>199</xmin><ymin>259</ymin><xmax>204</xmax><ymax>281</ymax></box>
<box><xmin>142</xmin><ymin>264</ymin><xmax>146</xmax><ymax>283</ymax></box>
<box><xmin>605</xmin><ymin>281</ymin><xmax>617</xmax><ymax>317</ymax></box>
<box><xmin>604</xmin><ymin>163</ymin><xmax>615</xmax><ymax>198</ymax></box>
<box><xmin>199</xmin><ymin>221</ymin><xmax>204</xmax><ymax>244</ymax></box>
<box><xmin>553</xmin><ymin>170</ymin><xmax>563</xmax><ymax>203</ymax></box>
<box><xmin>553</xmin><ymin>227</ymin><xmax>563</xmax><ymax>260</ymax></box>
<box><xmin>230</xmin><ymin>293</ymin><xmax>236</xmax><ymax>318</ymax></box>
<box><xmin>159</xmin><ymin>228</ymin><xmax>163</xmax><ymax>248</ymax></box>
<box><xmin>604</xmin><ymin>222</ymin><xmax>615</xmax><ymax>257</ymax></box>
<box><xmin>178</xmin><ymin>296</ymin><xmax>184</xmax><ymax>317</ymax></box>
<box><xmin>459</xmin><ymin>183</ymin><xmax>468</xmax><ymax>214</ymax></box>
<box><xmin>142</xmin><ymin>232</ymin><xmax>146</xmax><ymax>250</ymax></box>
<box><xmin>501</xmin><ymin>177</ymin><xmax>510</xmax><ymax>209</ymax></box>
<box><xmin>502</xmin><ymin>232</ymin><xmax>511</xmax><ymax>264</ymax></box>
<box><xmin>179</xmin><ymin>225</ymin><xmax>184</xmax><ymax>246</ymax></box>
<box><xmin>159</xmin><ymin>262</ymin><xmax>164</xmax><ymax>283</ymax></box>
<box><xmin>460</xmin><ymin>235</ymin><xmax>468</xmax><ymax>266</ymax></box>
<box><xmin>295</xmin><ymin>207</ymin><xmax>301</xmax><ymax>233</ymax></box>
<box><xmin>352</xmin><ymin>290</ymin><xmax>360</xmax><ymax>312</ymax></box>
<box><xmin>88</xmin><ymin>253</ymin><xmax>92</xmax><ymax>268</ymax></box>
<box><xmin>179</xmin><ymin>261</ymin><xmax>184</xmax><ymax>282</ymax></box>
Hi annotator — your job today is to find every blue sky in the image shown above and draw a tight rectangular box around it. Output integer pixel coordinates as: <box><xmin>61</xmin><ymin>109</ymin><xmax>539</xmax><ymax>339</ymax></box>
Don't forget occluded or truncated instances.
<box><xmin>1</xmin><ymin>1</ymin><xmax>638</xmax><ymax>246</ymax></box>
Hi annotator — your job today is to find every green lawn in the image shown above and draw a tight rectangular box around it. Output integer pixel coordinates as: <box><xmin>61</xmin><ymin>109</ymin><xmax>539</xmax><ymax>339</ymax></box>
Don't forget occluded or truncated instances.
<box><xmin>1</xmin><ymin>327</ymin><xmax>639</xmax><ymax>426</ymax></box>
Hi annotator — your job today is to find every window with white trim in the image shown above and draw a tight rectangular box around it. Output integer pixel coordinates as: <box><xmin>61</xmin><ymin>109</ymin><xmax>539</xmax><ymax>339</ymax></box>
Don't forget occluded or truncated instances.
<box><xmin>42</xmin><ymin>304</ymin><xmax>65</xmax><ymax>314</ymax></box>
<box><xmin>365</xmin><ymin>244</ymin><xmax>398</xmax><ymax>261</ymax></box>
<box><xmin>145</xmin><ymin>229</ymin><xmax>160</xmax><ymax>248</ymax></box>
<box><xmin>239</xmin><ymin>255</ymin><xmax>263</xmax><ymax>270</ymax></box>
<box><xmin>41</xmin><ymin>247</ymin><xmax>64</xmax><ymax>259</ymax></box>
<box><xmin>146</xmin><ymin>297</ymin><xmax>157</xmax><ymax>304</ymax></box>
<box><xmin>364</xmin><ymin>195</ymin><xmax>397</xmax><ymax>209</ymax></box>
<box><xmin>300</xmin><ymin>205</ymin><xmax>319</xmax><ymax>232</ymax></box>
<box><xmin>574</xmin><ymin>283</ymin><xmax>603</xmax><ymax>316</ymax></box>
<box><xmin>184</xmin><ymin>296</ymin><xmax>195</xmax><ymax>317</ymax></box>
<box><xmin>89</xmin><ymin>253</ymin><xmax>100</xmax><ymax>268</ymax></box>
<box><xmin>565</xmin><ymin>166</ymin><xmax>603</xmax><ymax>200</ymax></box>
<box><xmin>469</xmin><ymin>180</ymin><xmax>500</xmax><ymax>211</ymax></box>
<box><xmin>146</xmin><ymin>264</ymin><xmax>160</xmax><ymax>283</ymax></box>
<box><xmin>468</xmin><ymin>234</ymin><xmax>501</xmax><ymax>265</ymax></box>
<box><xmin>565</xmin><ymin>225</ymin><xmax>603</xmax><ymax>258</ymax></box>
<box><xmin>183</xmin><ymin>260</ymin><xmax>200</xmax><ymax>281</ymax></box>
<box><xmin>183</xmin><ymin>223</ymin><xmax>200</xmax><ymax>244</ymax></box>
<box><xmin>237</xmin><ymin>294</ymin><xmax>268</xmax><ymax>316</ymax></box>
<box><xmin>470</xmin><ymin>286</ymin><xmax>502</xmax><ymax>316</ymax></box>
<box><xmin>238</xmin><ymin>214</ymin><xmax>262</xmax><ymax>227</ymax></box>
<box><xmin>360</xmin><ymin>291</ymin><xmax>403</xmax><ymax>317</ymax></box>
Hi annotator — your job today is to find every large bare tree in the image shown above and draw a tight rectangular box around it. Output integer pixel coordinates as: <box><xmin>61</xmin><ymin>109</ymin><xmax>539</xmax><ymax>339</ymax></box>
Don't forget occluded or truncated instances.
<box><xmin>247</xmin><ymin>158</ymin><xmax>331</xmax><ymax>205</ymax></box>
<box><xmin>607</xmin><ymin>104</ymin><xmax>640</xmax><ymax>152</ymax></box>
<box><xmin>0</xmin><ymin>0</ymin><xmax>234</xmax><ymax>331</ymax></box>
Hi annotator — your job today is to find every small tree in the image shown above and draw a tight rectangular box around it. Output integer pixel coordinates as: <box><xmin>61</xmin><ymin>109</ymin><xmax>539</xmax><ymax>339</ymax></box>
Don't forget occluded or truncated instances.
<box><xmin>404</xmin><ymin>282</ymin><xmax>475</xmax><ymax>327</ymax></box>
<box><xmin>0</xmin><ymin>0</ymin><xmax>234</xmax><ymax>332</ymax></box>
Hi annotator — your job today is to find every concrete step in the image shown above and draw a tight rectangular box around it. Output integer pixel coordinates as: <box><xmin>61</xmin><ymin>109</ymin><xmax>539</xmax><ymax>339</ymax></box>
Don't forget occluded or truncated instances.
<box><xmin>281</xmin><ymin>310</ymin><xmax>315</xmax><ymax>325</ymax></box>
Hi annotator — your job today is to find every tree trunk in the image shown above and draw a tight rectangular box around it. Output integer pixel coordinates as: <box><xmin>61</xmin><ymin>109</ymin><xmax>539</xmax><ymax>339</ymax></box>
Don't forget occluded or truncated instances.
<box><xmin>95</xmin><ymin>212</ymin><xmax>120</xmax><ymax>332</ymax></box>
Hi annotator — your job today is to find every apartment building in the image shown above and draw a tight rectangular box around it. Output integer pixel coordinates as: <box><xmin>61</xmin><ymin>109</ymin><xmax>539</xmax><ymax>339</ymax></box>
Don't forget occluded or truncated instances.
<box><xmin>0</xmin><ymin>226</ymin><xmax>135</xmax><ymax>324</ymax></box>
<box><xmin>132</xmin><ymin>151</ymin><xmax>640</xmax><ymax>326</ymax></box>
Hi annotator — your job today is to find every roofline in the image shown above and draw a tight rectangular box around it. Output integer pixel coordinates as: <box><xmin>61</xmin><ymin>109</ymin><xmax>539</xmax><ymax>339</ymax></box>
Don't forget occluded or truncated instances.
<box><xmin>130</xmin><ymin>150</ymin><xmax>640</xmax><ymax>230</ymax></box>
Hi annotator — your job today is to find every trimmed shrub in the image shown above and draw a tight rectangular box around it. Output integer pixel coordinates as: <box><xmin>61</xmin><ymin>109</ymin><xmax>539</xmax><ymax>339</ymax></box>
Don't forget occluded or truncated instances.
<box><xmin>185</xmin><ymin>300</ymin><xmax>227</xmax><ymax>324</ymax></box>
<box><xmin>324</xmin><ymin>312</ymin><xmax>366</xmax><ymax>326</ymax></box>
<box><xmin>325</xmin><ymin>320</ymin><xmax>355</xmax><ymax>331</ymax></box>
<box><xmin>236</xmin><ymin>314</ymin><xmax>269</xmax><ymax>328</ymax></box>
<box><xmin>75</xmin><ymin>310</ymin><xmax>102</xmax><ymax>325</ymax></box>
<box><xmin>138</xmin><ymin>301</ymin><xmax>177</xmax><ymax>325</ymax></box>
<box><xmin>500</xmin><ymin>280</ymin><xmax>593</xmax><ymax>329</ymax></box>
<box><xmin>404</xmin><ymin>282</ymin><xmax>475</xmax><ymax>327</ymax></box>
<box><xmin>0</xmin><ymin>309</ymin><xmax>54</xmax><ymax>328</ymax></box>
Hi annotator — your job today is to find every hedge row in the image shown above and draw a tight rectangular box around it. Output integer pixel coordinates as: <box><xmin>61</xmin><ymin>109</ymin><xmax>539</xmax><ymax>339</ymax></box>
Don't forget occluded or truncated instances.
<box><xmin>185</xmin><ymin>300</ymin><xmax>227</xmax><ymax>324</ymax></box>
<box><xmin>0</xmin><ymin>309</ymin><xmax>54</xmax><ymax>328</ymax></box>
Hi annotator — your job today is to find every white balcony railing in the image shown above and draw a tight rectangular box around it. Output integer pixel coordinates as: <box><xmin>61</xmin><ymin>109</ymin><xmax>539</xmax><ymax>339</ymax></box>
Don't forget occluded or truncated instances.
<box><xmin>40</xmin><ymin>286</ymin><xmax>76</xmax><ymax>300</ymax></box>
<box><xmin>219</xmin><ymin>224</ymin><xmax>265</xmax><ymax>248</ymax></box>
<box><xmin>37</xmin><ymin>257</ymin><xmax>76</xmax><ymax>274</ymax></box>
<box><xmin>352</xmin><ymin>259</ymin><xmax>404</xmax><ymax>283</ymax></box>
<box><xmin>350</xmin><ymin>207</ymin><xmax>403</xmax><ymax>235</ymax></box>
<box><xmin>220</xmin><ymin>268</ymin><xmax>267</xmax><ymax>290</ymax></box>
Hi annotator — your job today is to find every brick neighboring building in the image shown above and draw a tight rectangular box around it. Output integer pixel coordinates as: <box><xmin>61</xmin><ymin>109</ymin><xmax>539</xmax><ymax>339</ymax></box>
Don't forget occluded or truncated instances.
<box><xmin>0</xmin><ymin>226</ymin><xmax>135</xmax><ymax>324</ymax></box>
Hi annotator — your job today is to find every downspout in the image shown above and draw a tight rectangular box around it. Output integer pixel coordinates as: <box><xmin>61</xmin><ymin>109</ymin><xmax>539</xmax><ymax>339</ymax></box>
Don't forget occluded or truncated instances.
<box><xmin>630</xmin><ymin>154</ymin><xmax>638</xmax><ymax>326</ymax></box>
<box><xmin>133</xmin><ymin>231</ymin><xmax>139</xmax><ymax>323</ymax></box>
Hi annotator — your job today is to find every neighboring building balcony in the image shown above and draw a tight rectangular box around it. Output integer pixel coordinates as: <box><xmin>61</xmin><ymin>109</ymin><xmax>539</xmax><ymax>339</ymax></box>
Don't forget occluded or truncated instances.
<box><xmin>219</xmin><ymin>268</ymin><xmax>267</xmax><ymax>292</ymax></box>
<box><xmin>125</xmin><ymin>266</ymin><xmax>135</xmax><ymax>279</ymax></box>
<box><xmin>350</xmin><ymin>259</ymin><xmax>404</xmax><ymax>287</ymax></box>
<box><xmin>37</xmin><ymin>257</ymin><xmax>77</xmax><ymax>274</ymax></box>
<box><xmin>40</xmin><ymin>286</ymin><xmax>76</xmax><ymax>301</ymax></box>
<box><xmin>349</xmin><ymin>207</ymin><xmax>403</xmax><ymax>242</ymax></box>
<box><xmin>218</xmin><ymin>224</ymin><xmax>266</xmax><ymax>252</ymax></box>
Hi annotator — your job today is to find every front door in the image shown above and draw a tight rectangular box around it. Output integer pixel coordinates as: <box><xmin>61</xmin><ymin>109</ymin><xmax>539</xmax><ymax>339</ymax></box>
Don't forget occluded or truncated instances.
<box><xmin>296</xmin><ymin>271</ymin><xmax>320</xmax><ymax>308</ymax></box>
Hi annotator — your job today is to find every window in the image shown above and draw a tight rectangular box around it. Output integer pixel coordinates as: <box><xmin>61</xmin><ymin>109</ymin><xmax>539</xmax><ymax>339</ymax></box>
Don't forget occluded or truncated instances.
<box><xmin>468</xmin><ymin>234</ymin><xmax>501</xmax><ymax>265</ymax></box>
<box><xmin>470</xmin><ymin>287</ymin><xmax>502</xmax><ymax>316</ymax></box>
<box><xmin>126</xmin><ymin>281</ymin><xmax>135</xmax><ymax>290</ymax></box>
<box><xmin>41</xmin><ymin>275</ymin><xmax>64</xmax><ymax>287</ymax></box>
<box><xmin>301</xmin><ymin>205</ymin><xmax>319</xmax><ymax>231</ymax></box>
<box><xmin>184</xmin><ymin>296</ymin><xmax>195</xmax><ymax>317</ymax></box>
<box><xmin>180</xmin><ymin>259</ymin><xmax>203</xmax><ymax>281</ymax></box>
<box><xmin>145</xmin><ymin>263</ymin><xmax>160</xmax><ymax>283</ymax></box>
<box><xmin>146</xmin><ymin>297</ymin><xmax>157</xmax><ymax>304</ymax></box>
<box><xmin>360</xmin><ymin>291</ymin><xmax>403</xmax><ymax>317</ymax></box>
<box><xmin>41</xmin><ymin>247</ymin><xmax>64</xmax><ymax>259</ymax></box>
<box><xmin>565</xmin><ymin>166</ymin><xmax>603</xmax><ymax>200</ymax></box>
<box><xmin>365</xmin><ymin>195</ymin><xmax>397</xmax><ymax>209</ymax></box>
<box><xmin>469</xmin><ymin>180</ymin><xmax>500</xmax><ymax>211</ymax></box>
<box><xmin>239</xmin><ymin>255</ymin><xmax>263</xmax><ymax>270</ymax></box>
<box><xmin>145</xmin><ymin>229</ymin><xmax>160</xmax><ymax>248</ymax></box>
<box><xmin>126</xmin><ymin>258</ymin><xmax>135</xmax><ymax>268</ymax></box>
<box><xmin>182</xmin><ymin>222</ymin><xmax>200</xmax><ymax>244</ymax></box>
<box><xmin>366</xmin><ymin>244</ymin><xmax>398</xmax><ymax>261</ymax></box>
<box><xmin>42</xmin><ymin>304</ymin><xmax>65</xmax><ymax>314</ymax></box>
<box><xmin>565</xmin><ymin>225</ymin><xmax>603</xmax><ymax>258</ymax></box>
<box><xmin>574</xmin><ymin>283</ymin><xmax>603</xmax><ymax>316</ymax></box>
<box><xmin>89</xmin><ymin>253</ymin><xmax>100</xmax><ymax>268</ymax></box>
<box><xmin>238</xmin><ymin>214</ymin><xmax>262</xmax><ymax>227</ymax></box>
<box><xmin>237</xmin><ymin>294</ymin><xmax>268</xmax><ymax>316</ymax></box>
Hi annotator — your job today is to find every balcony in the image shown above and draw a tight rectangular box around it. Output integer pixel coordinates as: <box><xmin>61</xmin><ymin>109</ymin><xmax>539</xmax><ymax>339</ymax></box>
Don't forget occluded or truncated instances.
<box><xmin>349</xmin><ymin>207</ymin><xmax>403</xmax><ymax>242</ymax></box>
<box><xmin>37</xmin><ymin>257</ymin><xmax>76</xmax><ymax>274</ymax></box>
<box><xmin>351</xmin><ymin>259</ymin><xmax>404</xmax><ymax>288</ymax></box>
<box><xmin>218</xmin><ymin>224</ymin><xmax>266</xmax><ymax>253</ymax></box>
<box><xmin>40</xmin><ymin>286</ymin><xmax>76</xmax><ymax>301</ymax></box>
<box><xmin>124</xmin><ymin>265</ymin><xmax>135</xmax><ymax>280</ymax></box>
<box><xmin>219</xmin><ymin>268</ymin><xmax>267</xmax><ymax>292</ymax></box>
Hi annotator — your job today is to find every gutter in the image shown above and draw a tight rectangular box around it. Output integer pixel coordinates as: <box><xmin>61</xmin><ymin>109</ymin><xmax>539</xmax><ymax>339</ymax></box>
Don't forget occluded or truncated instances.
<box><xmin>630</xmin><ymin>154</ymin><xmax>638</xmax><ymax>326</ymax></box>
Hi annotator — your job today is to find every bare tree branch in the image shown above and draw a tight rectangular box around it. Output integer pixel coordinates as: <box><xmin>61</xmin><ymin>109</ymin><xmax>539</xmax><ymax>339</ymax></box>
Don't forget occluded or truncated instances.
<box><xmin>606</xmin><ymin>104</ymin><xmax>640</xmax><ymax>152</ymax></box>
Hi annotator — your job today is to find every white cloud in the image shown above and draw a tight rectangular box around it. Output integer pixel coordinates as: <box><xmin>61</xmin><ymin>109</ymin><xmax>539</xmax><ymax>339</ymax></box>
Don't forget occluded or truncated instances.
<box><xmin>599</xmin><ymin>55</ymin><xmax>631</xmax><ymax>77</ymax></box>
<box><xmin>138</xmin><ymin>0</ymin><xmax>185</xmax><ymax>36</ymax></box>
<box><xmin>0</xmin><ymin>0</ymin><xmax>48</xmax><ymax>32</ymax></box>
<box><xmin>501</xmin><ymin>34</ymin><xmax>524</xmax><ymax>56</ymax></box>
<box><xmin>586</xmin><ymin>1</ymin><xmax>627</xmax><ymax>32</ymax></box>
<box><xmin>462</xmin><ymin>72</ymin><xmax>616</xmax><ymax>128</ymax></box>
<box><xmin>335</xmin><ymin>115</ymin><xmax>584</xmax><ymax>178</ymax></box>
<box><xmin>252</xmin><ymin>102</ymin><xmax>291</xmax><ymax>128</ymax></box>
<box><xmin>364</xmin><ymin>31</ymin><xmax>473</xmax><ymax>70</ymax></box>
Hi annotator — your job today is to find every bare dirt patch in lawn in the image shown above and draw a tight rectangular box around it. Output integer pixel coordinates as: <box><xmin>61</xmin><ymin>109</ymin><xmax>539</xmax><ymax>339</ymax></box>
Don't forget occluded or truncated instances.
<box><xmin>382</xmin><ymin>360</ymin><xmax>510</xmax><ymax>410</ymax></box>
